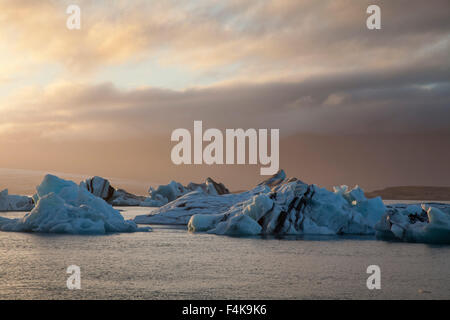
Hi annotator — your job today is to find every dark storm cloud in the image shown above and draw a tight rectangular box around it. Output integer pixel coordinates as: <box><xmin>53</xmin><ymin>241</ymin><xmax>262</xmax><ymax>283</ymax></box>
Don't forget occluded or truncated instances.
<box><xmin>3</xmin><ymin>58</ymin><xmax>448</xmax><ymax>141</ymax></box>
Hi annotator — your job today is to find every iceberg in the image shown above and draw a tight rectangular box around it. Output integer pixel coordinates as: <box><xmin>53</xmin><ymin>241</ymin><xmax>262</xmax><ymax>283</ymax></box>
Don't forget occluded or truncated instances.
<box><xmin>135</xmin><ymin>186</ymin><xmax>268</xmax><ymax>225</ymax></box>
<box><xmin>81</xmin><ymin>176</ymin><xmax>115</xmax><ymax>201</ymax></box>
<box><xmin>188</xmin><ymin>177</ymin><xmax>230</xmax><ymax>195</ymax></box>
<box><xmin>145</xmin><ymin>180</ymin><xmax>189</xmax><ymax>207</ymax></box>
<box><xmin>0</xmin><ymin>189</ymin><xmax>34</xmax><ymax>211</ymax></box>
<box><xmin>257</xmin><ymin>168</ymin><xmax>287</xmax><ymax>187</ymax></box>
<box><xmin>188</xmin><ymin>180</ymin><xmax>386</xmax><ymax>236</ymax></box>
<box><xmin>135</xmin><ymin>169</ymin><xmax>387</xmax><ymax>236</ymax></box>
<box><xmin>375</xmin><ymin>203</ymin><xmax>450</xmax><ymax>244</ymax></box>
<box><xmin>0</xmin><ymin>175</ymin><xmax>150</xmax><ymax>234</ymax></box>
<box><xmin>145</xmin><ymin>177</ymin><xmax>230</xmax><ymax>207</ymax></box>
<box><xmin>333</xmin><ymin>185</ymin><xmax>385</xmax><ymax>226</ymax></box>
<box><xmin>81</xmin><ymin>176</ymin><xmax>230</xmax><ymax>207</ymax></box>
<box><xmin>111</xmin><ymin>188</ymin><xmax>149</xmax><ymax>206</ymax></box>
<box><xmin>81</xmin><ymin>176</ymin><xmax>149</xmax><ymax>206</ymax></box>
<box><xmin>134</xmin><ymin>171</ymin><xmax>281</xmax><ymax>225</ymax></box>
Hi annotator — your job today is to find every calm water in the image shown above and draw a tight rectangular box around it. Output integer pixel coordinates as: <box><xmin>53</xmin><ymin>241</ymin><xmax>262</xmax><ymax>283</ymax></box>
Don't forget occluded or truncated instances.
<box><xmin>0</xmin><ymin>207</ymin><xmax>449</xmax><ymax>300</ymax></box>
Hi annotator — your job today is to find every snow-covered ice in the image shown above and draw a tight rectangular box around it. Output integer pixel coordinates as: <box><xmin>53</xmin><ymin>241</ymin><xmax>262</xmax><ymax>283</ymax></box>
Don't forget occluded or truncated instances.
<box><xmin>0</xmin><ymin>175</ymin><xmax>150</xmax><ymax>234</ymax></box>
<box><xmin>0</xmin><ymin>189</ymin><xmax>34</xmax><ymax>212</ymax></box>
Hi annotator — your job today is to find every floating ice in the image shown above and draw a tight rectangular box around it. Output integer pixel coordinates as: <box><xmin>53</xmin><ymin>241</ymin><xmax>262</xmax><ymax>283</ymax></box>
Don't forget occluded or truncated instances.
<box><xmin>80</xmin><ymin>175</ymin><xmax>230</xmax><ymax>208</ymax></box>
<box><xmin>188</xmin><ymin>180</ymin><xmax>387</xmax><ymax>236</ymax></box>
<box><xmin>146</xmin><ymin>181</ymin><xmax>189</xmax><ymax>207</ymax></box>
<box><xmin>0</xmin><ymin>175</ymin><xmax>150</xmax><ymax>234</ymax></box>
<box><xmin>257</xmin><ymin>169</ymin><xmax>287</xmax><ymax>188</ymax></box>
<box><xmin>136</xmin><ymin>169</ymin><xmax>387</xmax><ymax>237</ymax></box>
<box><xmin>0</xmin><ymin>189</ymin><xmax>34</xmax><ymax>212</ymax></box>
<box><xmin>334</xmin><ymin>185</ymin><xmax>385</xmax><ymax>226</ymax></box>
<box><xmin>145</xmin><ymin>177</ymin><xmax>230</xmax><ymax>207</ymax></box>
<box><xmin>135</xmin><ymin>170</ymin><xmax>282</xmax><ymax>225</ymax></box>
<box><xmin>81</xmin><ymin>176</ymin><xmax>149</xmax><ymax>206</ymax></box>
<box><xmin>375</xmin><ymin>203</ymin><xmax>450</xmax><ymax>243</ymax></box>
<box><xmin>81</xmin><ymin>176</ymin><xmax>115</xmax><ymax>200</ymax></box>
<box><xmin>135</xmin><ymin>185</ymin><xmax>268</xmax><ymax>225</ymax></box>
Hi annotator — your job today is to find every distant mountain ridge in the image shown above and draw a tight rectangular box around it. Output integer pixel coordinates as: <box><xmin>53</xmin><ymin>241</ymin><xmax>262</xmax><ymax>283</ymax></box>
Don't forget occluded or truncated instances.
<box><xmin>366</xmin><ymin>186</ymin><xmax>450</xmax><ymax>201</ymax></box>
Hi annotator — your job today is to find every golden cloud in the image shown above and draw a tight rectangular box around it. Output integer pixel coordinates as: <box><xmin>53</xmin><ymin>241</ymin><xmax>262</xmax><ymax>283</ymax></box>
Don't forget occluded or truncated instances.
<box><xmin>1</xmin><ymin>0</ymin><xmax>448</xmax><ymax>83</ymax></box>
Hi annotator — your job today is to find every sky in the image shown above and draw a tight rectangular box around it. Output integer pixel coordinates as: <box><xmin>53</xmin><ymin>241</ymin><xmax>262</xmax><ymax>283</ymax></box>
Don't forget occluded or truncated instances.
<box><xmin>0</xmin><ymin>0</ymin><xmax>449</xmax><ymax>192</ymax></box>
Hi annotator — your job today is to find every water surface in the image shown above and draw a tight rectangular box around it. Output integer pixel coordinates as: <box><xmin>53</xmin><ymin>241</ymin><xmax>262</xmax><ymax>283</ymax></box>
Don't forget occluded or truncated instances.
<box><xmin>0</xmin><ymin>207</ymin><xmax>449</xmax><ymax>299</ymax></box>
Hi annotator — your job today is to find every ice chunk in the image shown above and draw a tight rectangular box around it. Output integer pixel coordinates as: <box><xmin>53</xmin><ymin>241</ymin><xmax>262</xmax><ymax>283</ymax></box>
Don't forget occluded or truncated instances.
<box><xmin>188</xmin><ymin>179</ymin><xmax>386</xmax><ymax>237</ymax></box>
<box><xmin>258</xmin><ymin>169</ymin><xmax>287</xmax><ymax>188</ymax></box>
<box><xmin>352</xmin><ymin>196</ymin><xmax>386</xmax><ymax>226</ymax></box>
<box><xmin>375</xmin><ymin>203</ymin><xmax>450</xmax><ymax>243</ymax></box>
<box><xmin>334</xmin><ymin>185</ymin><xmax>367</xmax><ymax>204</ymax></box>
<box><xmin>111</xmin><ymin>189</ymin><xmax>149</xmax><ymax>206</ymax></box>
<box><xmin>79</xmin><ymin>175</ymin><xmax>218</xmax><ymax>207</ymax></box>
<box><xmin>81</xmin><ymin>176</ymin><xmax>115</xmax><ymax>201</ymax></box>
<box><xmin>0</xmin><ymin>175</ymin><xmax>150</xmax><ymax>234</ymax></box>
<box><xmin>188</xmin><ymin>214</ymin><xmax>224</xmax><ymax>233</ymax></box>
<box><xmin>135</xmin><ymin>185</ymin><xmax>269</xmax><ymax>225</ymax></box>
<box><xmin>144</xmin><ymin>171</ymin><xmax>387</xmax><ymax>237</ymax></box>
<box><xmin>242</xmin><ymin>194</ymin><xmax>274</xmax><ymax>222</ymax></box>
<box><xmin>145</xmin><ymin>177</ymin><xmax>230</xmax><ymax>208</ymax></box>
<box><xmin>334</xmin><ymin>185</ymin><xmax>385</xmax><ymax>226</ymax></box>
<box><xmin>187</xmin><ymin>177</ymin><xmax>230</xmax><ymax>195</ymax></box>
<box><xmin>81</xmin><ymin>176</ymin><xmax>149</xmax><ymax>206</ymax></box>
<box><xmin>212</xmin><ymin>214</ymin><xmax>262</xmax><ymax>236</ymax></box>
<box><xmin>187</xmin><ymin>195</ymin><xmax>272</xmax><ymax>236</ymax></box>
<box><xmin>148</xmin><ymin>181</ymin><xmax>188</xmax><ymax>204</ymax></box>
<box><xmin>0</xmin><ymin>189</ymin><xmax>34</xmax><ymax>212</ymax></box>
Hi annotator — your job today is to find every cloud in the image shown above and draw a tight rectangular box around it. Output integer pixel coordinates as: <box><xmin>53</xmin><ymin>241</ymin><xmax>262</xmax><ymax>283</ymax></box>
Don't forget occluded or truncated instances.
<box><xmin>0</xmin><ymin>0</ymin><xmax>449</xmax><ymax>142</ymax></box>
<box><xmin>1</xmin><ymin>57</ymin><xmax>449</xmax><ymax>143</ymax></box>
<box><xmin>1</xmin><ymin>0</ymin><xmax>449</xmax><ymax>189</ymax></box>
<box><xmin>1</xmin><ymin>0</ymin><xmax>449</xmax><ymax>84</ymax></box>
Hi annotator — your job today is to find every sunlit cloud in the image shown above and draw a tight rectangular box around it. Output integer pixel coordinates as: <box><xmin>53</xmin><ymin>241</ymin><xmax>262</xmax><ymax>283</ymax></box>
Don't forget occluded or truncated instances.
<box><xmin>1</xmin><ymin>0</ymin><xmax>449</xmax><ymax>86</ymax></box>
<box><xmin>0</xmin><ymin>0</ymin><xmax>449</xmax><ymax>188</ymax></box>
<box><xmin>1</xmin><ymin>60</ymin><xmax>449</xmax><ymax>144</ymax></box>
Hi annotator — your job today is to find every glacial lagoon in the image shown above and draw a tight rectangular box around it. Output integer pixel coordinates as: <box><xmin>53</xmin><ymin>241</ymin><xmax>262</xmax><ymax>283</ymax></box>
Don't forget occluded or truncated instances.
<box><xmin>1</xmin><ymin>205</ymin><xmax>449</xmax><ymax>300</ymax></box>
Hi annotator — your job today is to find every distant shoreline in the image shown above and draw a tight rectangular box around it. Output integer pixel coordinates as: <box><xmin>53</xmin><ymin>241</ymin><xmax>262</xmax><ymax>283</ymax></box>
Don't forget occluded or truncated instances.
<box><xmin>366</xmin><ymin>186</ymin><xmax>450</xmax><ymax>201</ymax></box>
